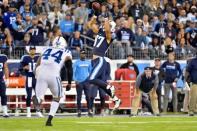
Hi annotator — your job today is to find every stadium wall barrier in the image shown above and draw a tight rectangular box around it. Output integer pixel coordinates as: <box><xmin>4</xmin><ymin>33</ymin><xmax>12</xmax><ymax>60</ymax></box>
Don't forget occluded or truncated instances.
<box><xmin>7</xmin><ymin>59</ymin><xmax>186</xmax><ymax>88</ymax></box>
<box><xmin>3</xmin><ymin>59</ymin><xmax>186</xmax><ymax>111</ymax></box>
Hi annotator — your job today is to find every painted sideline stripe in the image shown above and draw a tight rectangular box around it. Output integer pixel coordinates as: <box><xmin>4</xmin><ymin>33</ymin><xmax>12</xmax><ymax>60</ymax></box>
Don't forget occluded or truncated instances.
<box><xmin>76</xmin><ymin>121</ymin><xmax>197</xmax><ymax>124</ymax></box>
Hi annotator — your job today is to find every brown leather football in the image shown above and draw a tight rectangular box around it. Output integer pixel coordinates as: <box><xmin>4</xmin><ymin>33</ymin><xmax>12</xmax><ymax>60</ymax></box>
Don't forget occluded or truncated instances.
<box><xmin>92</xmin><ymin>2</ymin><xmax>101</xmax><ymax>11</ymax></box>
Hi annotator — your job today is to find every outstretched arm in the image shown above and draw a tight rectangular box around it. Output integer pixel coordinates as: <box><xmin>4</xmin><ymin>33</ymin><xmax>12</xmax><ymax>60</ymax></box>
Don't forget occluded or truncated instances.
<box><xmin>104</xmin><ymin>19</ymin><xmax>112</xmax><ymax>43</ymax></box>
<box><xmin>87</xmin><ymin>16</ymin><xmax>97</xmax><ymax>30</ymax></box>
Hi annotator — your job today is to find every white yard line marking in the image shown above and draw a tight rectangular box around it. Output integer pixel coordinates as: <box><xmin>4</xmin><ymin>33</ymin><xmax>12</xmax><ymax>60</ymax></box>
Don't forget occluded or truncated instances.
<box><xmin>151</xmin><ymin>121</ymin><xmax>197</xmax><ymax>123</ymax></box>
<box><xmin>88</xmin><ymin>125</ymin><xmax>129</xmax><ymax>128</ymax></box>
<box><xmin>77</xmin><ymin>122</ymin><xmax>113</xmax><ymax>124</ymax></box>
<box><xmin>76</xmin><ymin>121</ymin><xmax>197</xmax><ymax>124</ymax></box>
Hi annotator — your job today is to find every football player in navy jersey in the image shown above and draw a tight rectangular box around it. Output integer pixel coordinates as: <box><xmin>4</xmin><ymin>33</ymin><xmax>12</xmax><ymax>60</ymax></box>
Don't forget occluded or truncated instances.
<box><xmin>82</xmin><ymin>15</ymin><xmax>121</xmax><ymax>116</ymax></box>
<box><xmin>19</xmin><ymin>46</ymin><xmax>41</xmax><ymax>117</ymax></box>
<box><xmin>0</xmin><ymin>54</ymin><xmax>9</xmax><ymax>117</ymax></box>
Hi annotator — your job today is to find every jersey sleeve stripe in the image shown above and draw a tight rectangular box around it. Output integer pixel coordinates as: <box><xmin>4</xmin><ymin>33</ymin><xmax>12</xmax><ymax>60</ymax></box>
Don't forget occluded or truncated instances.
<box><xmin>89</xmin><ymin>57</ymin><xmax>103</xmax><ymax>80</ymax></box>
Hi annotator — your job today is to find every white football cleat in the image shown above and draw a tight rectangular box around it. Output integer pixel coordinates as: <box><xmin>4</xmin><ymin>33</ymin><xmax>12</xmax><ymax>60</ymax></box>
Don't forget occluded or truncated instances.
<box><xmin>3</xmin><ymin>113</ymin><xmax>9</xmax><ymax>118</ymax></box>
<box><xmin>114</xmin><ymin>99</ymin><xmax>121</xmax><ymax>109</ymax></box>
<box><xmin>36</xmin><ymin>111</ymin><xmax>44</xmax><ymax>118</ymax></box>
<box><xmin>110</xmin><ymin>86</ymin><xmax>115</xmax><ymax>97</ymax></box>
<box><xmin>100</xmin><ymin>109</ymin><xmax>106</xmax><ymax>116</ymax></box>
<box><xmin>26</xmin><ymin>112</ymin><xmax>31</xmax><ymax>118</ymax></box>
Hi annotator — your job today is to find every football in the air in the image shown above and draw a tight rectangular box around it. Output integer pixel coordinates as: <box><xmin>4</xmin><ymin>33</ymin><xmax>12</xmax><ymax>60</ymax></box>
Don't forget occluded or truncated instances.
<box><xmin>92</xmin><ymin>2</ymin><xmax>101</xmax><ymax>11</ymax></box>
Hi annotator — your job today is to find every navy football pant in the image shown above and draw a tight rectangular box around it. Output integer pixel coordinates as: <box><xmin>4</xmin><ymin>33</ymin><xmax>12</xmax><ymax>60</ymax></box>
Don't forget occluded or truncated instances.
<box><xmin>0</xmin><ymin>80</ymin><xmax>7</xmax><ymax>106</ymax></box>
<box><xmin>85</xmin><ymin>57</ymin><xmax>112</xmax><ymax>97</ymax></box>
<box><xmin>26</xmin><ymin>77</ymin><xmax>36</xmax><ymax>107</ymax></box>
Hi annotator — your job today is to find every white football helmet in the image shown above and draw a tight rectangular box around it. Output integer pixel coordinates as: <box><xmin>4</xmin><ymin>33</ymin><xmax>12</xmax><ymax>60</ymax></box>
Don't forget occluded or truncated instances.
<box><xmin>52</xmin><ymin>36</ymin><xmax>67</xmax><ymax>48</ymax></box>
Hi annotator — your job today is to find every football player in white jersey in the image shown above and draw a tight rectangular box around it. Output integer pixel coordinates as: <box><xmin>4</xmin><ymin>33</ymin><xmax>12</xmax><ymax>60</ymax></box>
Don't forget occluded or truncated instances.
<box><xmin>33</xmin><ymin>26</ymin><xmax>73</xmax><ymax>126</ymax></box>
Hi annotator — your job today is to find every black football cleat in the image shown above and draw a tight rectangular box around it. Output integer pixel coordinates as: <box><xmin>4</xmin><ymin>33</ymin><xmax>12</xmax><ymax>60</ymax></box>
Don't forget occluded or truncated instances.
<box><xmin>189</xmin><ymin>113</ymin><xmax>194</xmax><ymax>116</ymax></box>
<box><xmin>3</xmin><ymin>115</ymin><xmax>9</xmax><ymax>118</ymax></box>
<box><xmin>155</xmin><ymin>114</ymin><xmax>161</xmax><ymax>116</ymax></box>
<box><xmin>77</xmin><ymin>112</ymin><xmax>81</xmax><ymax>117</ymax></box>
<box><xmin>45</xmin><ymin>115</ymin><xmax>53</xmax><ymax>126</ymax></box>
<box><xmin>88</xmin><ymin>111</ymin><xmax>93</xmax><ymax>118</ymax></box>
<box><xmin>129</xmin><ymin>114</ymin><xmax>137</xmax><ymax>117</ymax></box>
<box><xmin>45</xmin><ymin>121</ymin><xmax>53</xmax><ymax>126</ymax></box>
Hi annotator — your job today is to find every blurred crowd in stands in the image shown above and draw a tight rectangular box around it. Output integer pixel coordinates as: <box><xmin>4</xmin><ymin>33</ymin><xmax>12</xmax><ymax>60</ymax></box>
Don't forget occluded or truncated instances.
<box><xmin>0</xmin><ymin>0</ymin><xmax>196</xmax><ymax>59</ymax></box>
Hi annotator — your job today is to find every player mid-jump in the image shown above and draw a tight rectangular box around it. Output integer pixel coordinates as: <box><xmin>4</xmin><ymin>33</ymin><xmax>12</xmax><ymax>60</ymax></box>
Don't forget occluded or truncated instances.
<box><xmin>81</xmin><ymin>15</ymin><xmax>121</xmax><ymax>116</ymax></box>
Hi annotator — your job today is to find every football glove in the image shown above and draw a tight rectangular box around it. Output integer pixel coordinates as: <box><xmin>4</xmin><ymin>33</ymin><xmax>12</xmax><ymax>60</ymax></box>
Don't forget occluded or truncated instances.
<box><xmin>66</xmin><ymin>84</ymin><xmax>71</xmax><ymax>91</ymax></box>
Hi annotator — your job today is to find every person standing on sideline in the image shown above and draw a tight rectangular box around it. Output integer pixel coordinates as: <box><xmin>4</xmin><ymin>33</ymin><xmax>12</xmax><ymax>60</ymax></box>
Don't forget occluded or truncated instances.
<box><xmin>186</xmin><ymin>52</ymin><xmax>197</xmax><ymax>116</ymax></box>
<box><xmin>152</xmin><ymin>58</ymin><xmax>165</xmax><ymax>112</ymax></box>
<box><xmin>19</xmin><ymin>46</ymin><xmax>40</xmax><ymax>117</ymax></box>
<box><xmin>120</xmin><ymin>54</ymin><xmax>139</xmax><ymax>76</ymax></box>
<box><xmin>73</xmin><ymin>49</ymin><xmax>92</xmax><ymax>117</ymax></box>
<box><xmin>161</xmin><ymin>49</ymin><xmax>182</xmax><ymax>113</ymax></box>
<box><xmin>130</xmin><ymin>67</ymin><xmax>160</xmax><ymax>116</ymax></box>
<box><xmin>182</xmin><ymin>57</ymin><xmax>193</xmax><ymax>113</ymax></box>
<box><xmin>0</xmin><ymin>54</ymin><xmax>9</xmax><ymax>117</ymax></box>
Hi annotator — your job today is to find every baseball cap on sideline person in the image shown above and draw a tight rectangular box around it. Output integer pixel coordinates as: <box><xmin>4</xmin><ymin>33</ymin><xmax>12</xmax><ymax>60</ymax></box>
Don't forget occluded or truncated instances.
<box><xmin>144</xmin><ymin>67</ymin><xmax>152</xmax><ymax>70</ymax></box>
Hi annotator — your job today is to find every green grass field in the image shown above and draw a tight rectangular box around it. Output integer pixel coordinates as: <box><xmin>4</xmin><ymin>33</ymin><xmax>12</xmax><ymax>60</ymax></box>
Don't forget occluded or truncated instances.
<box><xmin>0</xmin><ymin>116</ymin><xmax>197</xmax><ymax>131</ymax></box>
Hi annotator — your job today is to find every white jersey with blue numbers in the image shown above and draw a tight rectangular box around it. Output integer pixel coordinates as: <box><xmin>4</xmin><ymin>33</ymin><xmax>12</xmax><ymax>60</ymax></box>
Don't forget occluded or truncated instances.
<box><xmin>39</xmin><ymin>47</ymin><xmax>72</xmax><ymax>76</ymax></box>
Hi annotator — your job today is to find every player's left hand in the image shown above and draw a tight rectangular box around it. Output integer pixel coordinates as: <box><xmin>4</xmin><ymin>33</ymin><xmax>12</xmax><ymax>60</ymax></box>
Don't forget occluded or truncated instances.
<box><xmin>23</xmin><ymin>65</ymin><xmax>29</xmax><ymax>71</ymax></box>
<box><xmin>66</xmin><ymin>84</ymin><xmax>71</xmax><ymax>91</ymax></box>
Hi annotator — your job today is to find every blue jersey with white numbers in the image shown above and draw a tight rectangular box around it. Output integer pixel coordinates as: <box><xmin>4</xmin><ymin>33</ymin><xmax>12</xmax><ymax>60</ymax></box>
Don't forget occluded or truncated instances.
<box><xmin>93</xmin><ymin>27</ymin><xmax>110</xmax><ymax>57</ymax></box>
<box><xmin>20</xmin><ymin>55</ymin><xmax>40</xmax><ymax>77</ymax></box>
<box><xmin>0</xmin><ymin>54</ymin><xmax>8</xmax><ymax>80</ymax></box>
<box><xmin>3</xmin><ymin>12</ymin><xmax>17</xmax><ymax>29</ymax></box>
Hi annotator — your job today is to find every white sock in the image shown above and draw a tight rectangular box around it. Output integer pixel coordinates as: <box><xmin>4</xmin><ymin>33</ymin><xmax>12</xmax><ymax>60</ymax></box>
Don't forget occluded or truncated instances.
<box><xmin>2</xmin><ymin>106</ymin><xmax>8</xmax><ymax>114</ymax></box>
<box><xmin>113</xmin><ymin>96</ymin><xmax>118</xmax><ymax>101</ymax></box>
<box><xmin>27</xmin><ymin>107</ymin><xmax>31</xmax><ymax>113</ymax></box>
<box><xmin>106</xmin><ymin>85</ymin><xmax>111</xmax><ymax>89</ymax></box>
<box><xmin>49</xmin><ymin>101</ymin><xmax>59</xmax><ymax>116</ymax></box>
<box><xmin>37</xmin><ymin>97</ymin><xmax>41</xmax><ymax>103</ymax></box>
<box><xmin>59</xmin><ymin>96</ymin><xmax>65</xmax><ymax>104</ymax></box>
